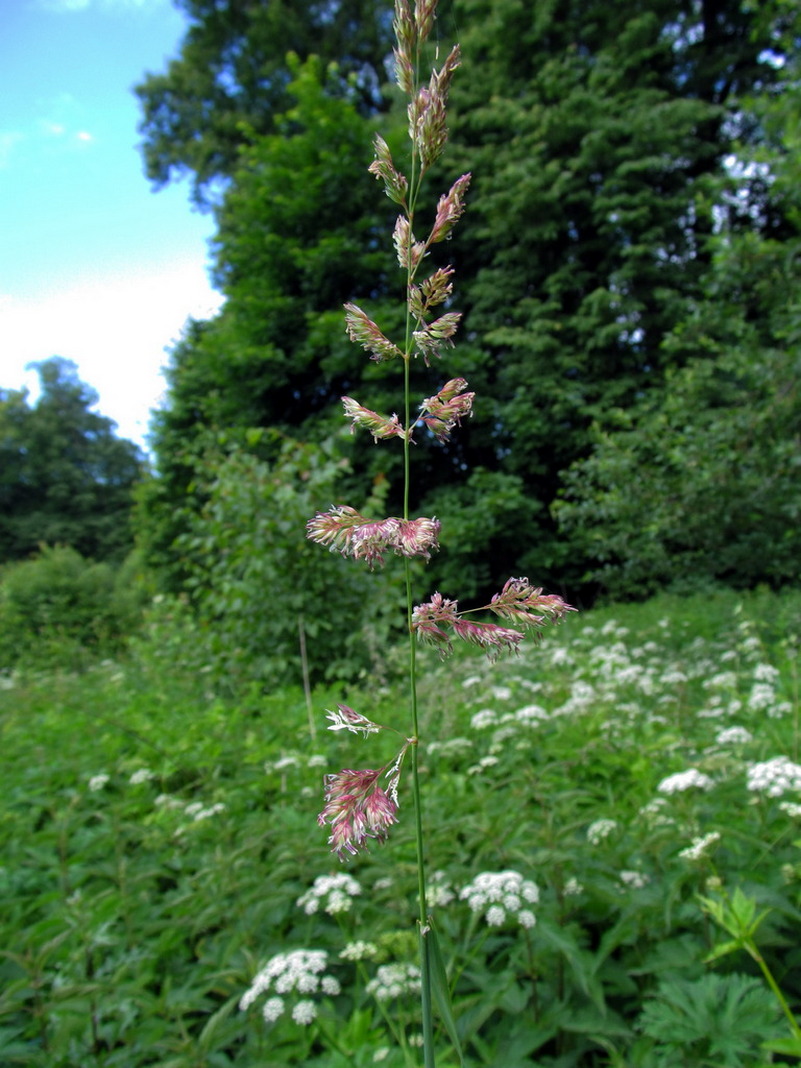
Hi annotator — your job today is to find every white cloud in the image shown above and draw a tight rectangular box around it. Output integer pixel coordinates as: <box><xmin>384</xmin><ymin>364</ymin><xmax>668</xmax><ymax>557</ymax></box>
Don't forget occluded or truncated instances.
<box><xmin>1</xmin><ymin>261</ymin><xmax>224</xmax><ymax>447</ymax></box>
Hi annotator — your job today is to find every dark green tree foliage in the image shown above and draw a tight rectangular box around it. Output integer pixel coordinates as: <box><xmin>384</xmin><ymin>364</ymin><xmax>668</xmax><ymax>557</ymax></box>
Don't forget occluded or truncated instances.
<box><xmin>142</xmin><ymin>58</ymin><xmax>402</xmax><ymax>581</ymax></box>
<box><xmin>0</xmin><ymin>358</ymin><xmax>143</xmax><ymax>563</ymax></box>
<box><xmin>135</xmin><ymin>0</ymin><xmax>395</xmax><ymax>204</ymax></box>
<box><xmin>144</xmin><ymin>57</ymin><xmax>472</xmax><ymax>573</ymax></box>
<box><xmin>140</xmin><ymin>0</ymin><xmax>795</xmax><ymax>602</ymax></box>
<box><xmin>555</xmin><ymin>10</ymin><xmax>801</xmax><ymax>598</ymax></box>
<box><xmin>441</xmin><ymin>0</ymin><xmax>789</xmax><ymax>589</ymax></box>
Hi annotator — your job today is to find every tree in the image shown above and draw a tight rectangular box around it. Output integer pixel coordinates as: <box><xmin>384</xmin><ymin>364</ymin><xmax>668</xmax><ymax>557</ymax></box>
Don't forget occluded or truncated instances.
<box><xmin>134</xmin><ymin>0</ymin><xmax>397</xmax><ymax>205</ymax></box>
<box><xmin>139</xmin><ymin>57</ymin><xmax>403</xmax><ymax>582</ymax></box>
<box><xmin>438</xmin><ymin>0</ymin><xmax>791</xmax><ymax>590</ymax></box>
<box><xmin>140</xmin><ymin>0</ymin><xmax>796</xmax><ymax>603</ymax></box>
<box><xmin>0</xmin><ymin>358</ymin><xmax>143</xmax><ymax>563</ymax></box>
<box><xmin>553</xmin><ymin>4</ymin><xmax>801</xmax><ymax>597</ymax></box>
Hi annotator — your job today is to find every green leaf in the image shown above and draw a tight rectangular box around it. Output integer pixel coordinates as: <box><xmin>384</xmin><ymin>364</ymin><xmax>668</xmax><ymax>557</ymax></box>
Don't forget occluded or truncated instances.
<box><xmin>422</xmin><ymin>920</ymin><xmax>465</xmax><ymax>1067</ymax></box>
<box><xmin>763</xmin><ymin>1035</ymin><xmax>801</xmax><ymax>1057</ymax></box>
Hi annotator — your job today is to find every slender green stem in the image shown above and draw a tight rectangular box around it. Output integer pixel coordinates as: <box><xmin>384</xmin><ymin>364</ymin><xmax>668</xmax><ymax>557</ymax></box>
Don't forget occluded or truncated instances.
<box><xmin>403</xmin><ymin>353</ymin><xmax>435</xmax><ymax>1067</ymax></box>
<box><xmin>750</xmin><ymin>945</ymin><xmax>801</xmax><ymax>1040</ymax></box>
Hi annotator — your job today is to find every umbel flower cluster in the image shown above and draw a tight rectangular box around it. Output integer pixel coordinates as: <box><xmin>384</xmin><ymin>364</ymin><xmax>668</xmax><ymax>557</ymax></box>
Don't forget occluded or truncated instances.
<box><xmin>306</xmin><ymin>0</ymin><xmax>573</xmax><ymax>861</ymax></box>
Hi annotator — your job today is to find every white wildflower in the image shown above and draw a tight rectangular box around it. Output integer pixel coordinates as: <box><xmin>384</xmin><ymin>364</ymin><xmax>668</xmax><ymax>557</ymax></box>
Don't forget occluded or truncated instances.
<box><xmin>366</xmin><ymin>963</ymin><xmax>421</xmax><ymax>1001</ymax></box>
<box><xmin>470</xmin><ymin>708</ymin><xmax>499</xmax><ymax>729</ymax></box>
<box><xmin>459</xmin><ymin>870</ymin><xmax>539</xmax><ymax>927</ymax></box>
<box><xmin>715</xmin><ymin>726</ymin><xmax>753</xmax><ymax>746</ymax></box>
<box><xmin>340</xmin><ymin>941</ymin><xmax>378</xmax><ymax>962</ymax></box>
<box><xmin>586</xmin><ymin>818</ymin><xmax>618</xmax><ymax>845</ymax></box>
<box><xmin>768</xmin><ymin>701</ymin><xmax>792</xmax><ymax>719</ymax></box>
<box><xmin>192</xmin><ymin>802</ymin><xmax>226</xmax><ymax>821</ymax></box>
<box><xmin>657</xmin><ymin>769</ymin><xmax>714</xmax><ymax>794</ymax></box>
<box><xmin>619</xmin><ymin>870</ymin><xmax>650</xmax><ymax>889</ymax></box>
<box><xmin>297</xmin><ymin>873</ymin><xmax>362</xmax><ymax>916</ymax></box>
<box><xmin>704</xmin><ymin>671</ymin><xmax>738</xmax><ymax>690</ymax></box>
<box><xmin>660</xmin><ymin>669</ymin><xmax>688</xmax><ymax>685</ymax></box>
<box><xmin>426</xmin><ymin>872</ymin><xmax>455</xmax><ymax>908</ymax></box>
<box><xmin>272</xmin><ymin>755</ymin><xmax>300</xmax><ymax>770</ymax></box>
<box><xmin>292</xmin><ymin>1000</ymin><xmax>317</xmax><ymax>1025</ymax></box>
<box><xmin>746</xmin><ymin>756</ymin><xmax>801</xmax><ymax>797</ymax></box>
<box><xmin>262</xmin><ymin>997</ymin><xmax>284</xmax><ymax>1023</ymax></box>
<box><xmin>515</xmin><ymin>704</ymin><xmax>549</xmax><ymax>723</ymax></box>
<box><xmin>754</xmin><ymin>663</ymin><xmax>779</xmax><ymax>683</ymax></box>
<box><xmin>427</xmin><ymin>737</ymin><xmax>473</xmax><ymax>757</ymax></box>
<box><xmin>88</xmin><ymin>774</ymin><xmax>109</xmax><ymax>792</ymax></box>
<box><xmin>749</xmin><ymin>683</ymin><xmax>777</xmax><ymax>711</ymax></box>
<box><xmin>467</xmin><ymin>755</ymin><xmax>499</xmax><ymax>775</ymax></box>
<box><xmin>129</xmin><ymin>768</ymin><xmax>155</xmax><ymax>785</ymax></box>
<box><xmin>240</xmin><ymin>949</ymin><xmax>332</xmax><ymax>1018</ymax></box>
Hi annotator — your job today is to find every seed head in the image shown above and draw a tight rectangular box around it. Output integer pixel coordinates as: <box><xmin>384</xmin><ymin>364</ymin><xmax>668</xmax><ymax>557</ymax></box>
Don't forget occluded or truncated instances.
<box><xmin>318</xmin><ymin>768</ymin><xmax>400</xmax><ymax>859</ymax></box>
<box><xmin>306</xmin><ymin>506</ymin><xmax>440</xmax><ymax>567</ymax></box>
<box><xmin>419</xmin><ymin>378</ymin><xmax>474</xmax><ymax>441</ymax></box>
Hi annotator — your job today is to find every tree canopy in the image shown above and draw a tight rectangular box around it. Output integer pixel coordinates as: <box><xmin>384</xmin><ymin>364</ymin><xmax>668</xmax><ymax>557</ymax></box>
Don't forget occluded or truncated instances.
<box><xmin>137</xmin><ymin>0</ymin><xmax>800</xmax><ymax>603</ymax></box>
<box><xmin>0</xmin><ymin>358</ymin><xmax>143</xmax><ymax>564</ymax></box>
<box><xmin>134</xmin><ymin>0</ymin><xmax>397</xmax><ymax>205</ymax></box>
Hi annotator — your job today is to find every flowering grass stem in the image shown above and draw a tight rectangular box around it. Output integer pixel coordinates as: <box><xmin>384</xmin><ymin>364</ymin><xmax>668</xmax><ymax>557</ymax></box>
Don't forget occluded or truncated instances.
<box><xmin>305</xmin><ymin>1</ymin><xmax>571</xmax><ymax>1061</ymax></box>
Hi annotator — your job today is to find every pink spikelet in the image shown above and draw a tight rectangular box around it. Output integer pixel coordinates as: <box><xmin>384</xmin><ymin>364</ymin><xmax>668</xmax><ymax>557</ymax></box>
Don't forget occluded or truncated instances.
<box><xmin>344</xmin><ymin>303</ymin><xmax>403</xmax><ymax>363</ymax></box>
<box><xmin>306</xmin><ymin>506</ymin><xmax>441</xmax><ymax>567</ymax></box>
<box><xmin>342</xmin><ymin>397</ymin><xmax>407</xmax><ymax>442</ymax></box>
<box><xmin>419</xmin><ymin>378</ymin><xmax>475</xmax><ymax>441</ymax></box>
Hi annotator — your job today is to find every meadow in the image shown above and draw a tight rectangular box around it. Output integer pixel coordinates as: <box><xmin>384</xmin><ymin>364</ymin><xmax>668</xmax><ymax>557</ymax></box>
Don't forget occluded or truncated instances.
<box><xmin>2</xmin><ymin>585</ymin><xmax>801</xmax><ymax>1067</ymax></box>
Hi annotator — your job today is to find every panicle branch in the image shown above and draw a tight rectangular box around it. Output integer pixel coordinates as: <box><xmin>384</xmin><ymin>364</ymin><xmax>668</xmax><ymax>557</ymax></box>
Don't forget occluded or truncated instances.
<box><xmin>413</xmin><ymin>311</ymin><xmax>462</xmax><ymax>364</ymax></box>
<box><xmin>408</xmin><ymin>45</ymin><xmax>461</xmax><ymax>171</ymax></box>
<box><xmin>429</xmin><ymin>173</ymin><xmax>472</xmax><ymax>244</ymax></box>
<box><xmin>413</xmin><ymin>581</ymin><xmax>574</xmax><ymax>660</ymax></box>
<box><xmin>489</xmin><ymin>577</ymin><xmax>576</xmax><ymax>628</ymax></box>
<box><xmin>368</xmin><ymin>134</ymin><xmax>409</xmax><ymax>206</ymax></box>
<box><xmin>392</xmin><ymin>0</ymin><xmax>416</xmax><ymax>93</ymax></box>
<box><xmin>341</xmin><ymin>397</ymin><xmax>407</xmax><ymax>442</ymax></box>
<box><xmin>344</xmin><ymin>303</ymin><xmax>404</xmax><ymax>363</ymax></box>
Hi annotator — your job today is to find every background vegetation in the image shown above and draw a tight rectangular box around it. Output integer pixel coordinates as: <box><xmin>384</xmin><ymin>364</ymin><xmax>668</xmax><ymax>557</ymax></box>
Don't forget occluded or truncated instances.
<box><xmin>2</xmin><ymin>0</ymin><xmax>801</xmax><ymax>1063</ymax></box>
<box><xmin>3</xmin><ymin>588</ymin><xmax>801</xmax><ymax>1065</ymax></box>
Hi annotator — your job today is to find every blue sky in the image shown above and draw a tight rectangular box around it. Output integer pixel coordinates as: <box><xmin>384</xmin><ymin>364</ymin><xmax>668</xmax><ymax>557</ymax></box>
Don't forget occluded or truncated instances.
<box><xmin>1</xmin><ymin>0</ymin><xmax>223</xmax><ymax>447</ymax></box>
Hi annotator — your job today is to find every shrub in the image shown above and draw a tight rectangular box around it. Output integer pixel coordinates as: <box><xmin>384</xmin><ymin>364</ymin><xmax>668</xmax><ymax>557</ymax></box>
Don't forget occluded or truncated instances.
<box><xmin>175</xmin><ymin>435</ymin><xmax>404</xmax><ymax>692</ymax></box>
<box><xmin>0</xmin><ymin>544</ymin><xmax>142</xmax><ymax>672</ymax></box>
